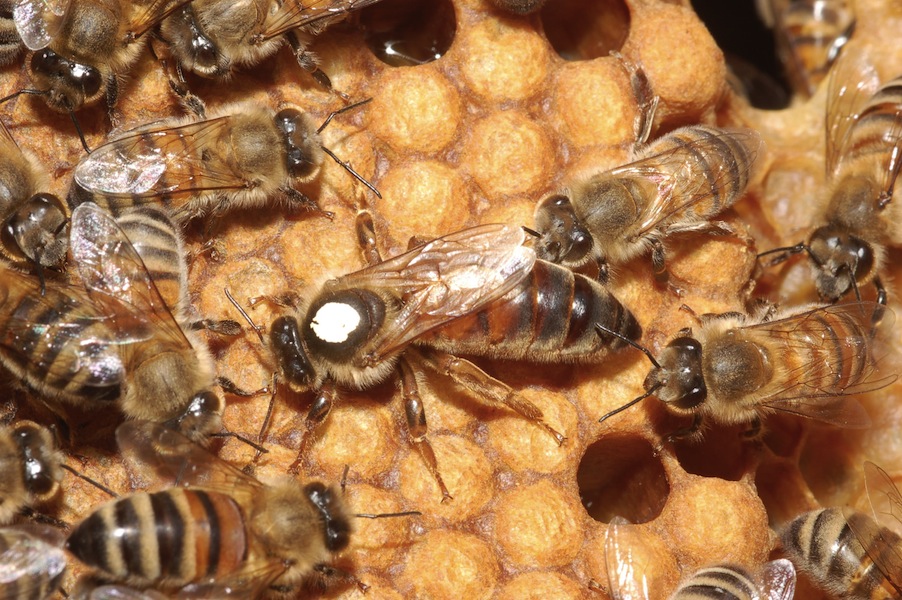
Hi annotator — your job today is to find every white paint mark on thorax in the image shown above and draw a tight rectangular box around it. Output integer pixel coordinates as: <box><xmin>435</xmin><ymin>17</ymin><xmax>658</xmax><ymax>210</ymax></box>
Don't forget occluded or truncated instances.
<box><xmin>310</xmin><ymin>302</ymin><xmax>361</xmax><ymax>343</ymax></box>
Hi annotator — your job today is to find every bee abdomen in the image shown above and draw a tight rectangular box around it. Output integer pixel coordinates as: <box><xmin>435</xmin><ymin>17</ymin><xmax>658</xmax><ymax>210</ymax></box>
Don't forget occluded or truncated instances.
<box><xmin>788</xmin><ymin>310</ymin><xmax>871</xmax><ymax>392</ymax></box>
<box><xmin>671</xmin><ymin>565</ymin><xmax>758</xmax><ymax>600</ymax></box>
<box><xmin>0</xmin><ymin>529</ymin><xmax>66</xmax><ymax>600</ymax></box>
<box><xmin>116</xmin><ymin>206</ymin><xmax>187</xmax><ymax>311</ymax></box>
<box><xmin>425</xmin><ymin>261</ymin><xmax>640</xmax><ymax>361</ymax></box>
<box><xmin>66</xmin><ymin>489</ymin><xmax>247</xmax><ymax>587</ymax></box>
<box><xmin>782</xmin><ymin>507</ymin><xmax>899</xmax><ymax>598</ymax></box>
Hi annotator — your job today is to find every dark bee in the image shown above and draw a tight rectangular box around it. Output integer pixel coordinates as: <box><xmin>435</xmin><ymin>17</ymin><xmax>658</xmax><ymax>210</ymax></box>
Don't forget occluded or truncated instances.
<box><xmin>599</xmin><ymin>301</ymin><xmax>893</xmax><ymax>440</ymax></box>
<box><xmin>242</xmin><ymin>211</ymin><xmax>640</xmax><ymax>498</ymax></box>
<box><xmin>0</xmin><ymin>420</ymin><xmax>63</xmax><ymax>524</ymax></box>
<box><xmin>781</xmin><ymin>461</ymin><xmax>902</xmax><ymax>598</ymax></box>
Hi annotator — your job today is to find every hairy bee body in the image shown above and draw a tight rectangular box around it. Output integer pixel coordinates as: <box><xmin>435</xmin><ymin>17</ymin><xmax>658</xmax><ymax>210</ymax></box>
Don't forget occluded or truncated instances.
<box><xmin>0</xmin><ymin>526</ymin><xmax>67</xmax><ymax>600</ymax></box>
<box><xmin>671</xmin><ymin>564</ymin><xmax>775</xmax><ymax>599</ymax></box>
<box><xmin>425</xmin><ymin>259</ymin><xmax>640</xmax><ymax>362</ymax></box>
<box><xmin>782</xmin><ymin>507</ymin><xmax>901</xmax><ymax>598</ymax></box>
<box><xmin>0</xmin><ymin>0</ymin><xmax>22</xmax><ymax>66</ymax></box>
<box><xmin>0</xmin><ymin>421</ymin><xmax>63</xmax><ymax>524</ymax></box>
<box><xmin>534</xmin><ymin>125</ymin><xmax>761</xmax><ymax>278</ymax></box>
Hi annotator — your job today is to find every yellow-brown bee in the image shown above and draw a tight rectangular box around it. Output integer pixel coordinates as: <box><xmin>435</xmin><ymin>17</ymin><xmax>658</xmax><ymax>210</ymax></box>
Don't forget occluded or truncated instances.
<box><xmin>0</xmin><ymin>420</ymin><xmax>63</xmax><ymax>524</ymax></box>
<box><xmin>604</xmin><ymin>516</ymin><xmax>797</xmax><ymax>599</ymax></box>
<box><xmin>764</xmin><ymin>50</ymin><xmax>902</xmax><ymax>302</ymax></box>
<box><xmin>67</xmin><ymin>100</ymin><xmax>378</xmax><ymax>223</ymax></box>
<box><xmin>781</xmin><ymin>461</ymin><xmax>902</xmax><ymax>598</ymax></box>
<box><xmin>0</xmin><ymin>120</ymin><xmax>68</xmax><ymax>275</ymax></box>
<box><xmin>599</xmin><ymin>301</ymin><xmax>892</xmax><ymax>440</ymax></box>
<box><xmin>0</xmin><ymin>524</ymin><xmax>67</xmax><ymax>600</ymax></box>
<box><xmin>244</xmin><ymin>211</ymin><xmax>640</xmax><ymax>497</ymax></box>
<box><xmin>0</xmin><ymin>203</ymin><xmax>225</xmax><ymax>443</ymax></box>
<box><xmin>0</xmin><ymin>0</ymin><xmax>22</xmax><ymax>66</ymax></box>
<box><xmin>12</xmin><ymin>0</ymin><xmax>187</xmax><ymax>114</ymax></box>
<box><xmin>159</xmin><ymin>0</ymin><xmax>384</xmax><ymax>86</ymax></box>
<box><xmin>66</xmin><ymin>420</ymin><xmax>416</xmax><ymax>596</ymax></box>
<box><xmin>533</xmin><ymin>125</ymin><xmax>763</xmax><ymax>284</ymax></box>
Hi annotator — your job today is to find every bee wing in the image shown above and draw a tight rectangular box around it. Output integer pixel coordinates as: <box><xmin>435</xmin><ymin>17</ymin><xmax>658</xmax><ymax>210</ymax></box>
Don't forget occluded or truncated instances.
<box><xmin>126</xmin><ymin>0</ymin><xmax>190</xmax><ymax>40</ymax></box>
<box><xmin>874</xmin><ymin>76</ymin><xmax>902</xmax><ymax>203</ymax></box>
<box><xmin>259</xmin><ymin>0</ymin><xmax>384</xmax><ymax>40</ymax></box>
<box><xmin>175</xmin><ymin>561</ymin><xmax>290</xmax><ymax>599</ymax></box>
<box><xmin>0</xmin><ymin>525</ymin><xmax>66</xmax><ymax>600</ymax></box>
<box><xmin>825</xmin><ymin>47</ymin><xmax>881</xmax><ymax>177</ymax></box>
<box><xmin>116</xmin><ymin>420</ymin><xmax>262</xmax><ymax>498</ymax></box>
<box><xmin>12</xmin><ymin>0</ymin><xmax>70</xmax><ymax>50</ymax></box>
<box><xmin>335</xmin><ymin>223</ymin><xmax>535</xmax><ymax>362</ymax></box>
<box><xmin>613</xmin><ymin>128</ymin><xmax>762</xmax><ymax>238</ymax></box>
<box><xmin>750</xmin><ymin>302</ymin><xmax>896</xmax><ymax>426</ymax></box>
<box><xmin>73</xmin><ymin>116</ymin><xmax>252</xmax><ymax>199</ymax></box>
<box><xmin>85</xmin><ymin>586</ymin><xmax>168</xmax><ymax>600</ymax></box>
<box><xmin>756</xmin><ymin>559</ymin><xmax>796</xmax><ymax>600</ymax></box>
<box><xmin>603</xmin><ymin>516</ymin><xmax>651</xmax><ymax>600</ymax></box>
<box><xmin>844</xmin><ymin>461</ymin><xmax>902</xmax><ymax>589</ymax></box>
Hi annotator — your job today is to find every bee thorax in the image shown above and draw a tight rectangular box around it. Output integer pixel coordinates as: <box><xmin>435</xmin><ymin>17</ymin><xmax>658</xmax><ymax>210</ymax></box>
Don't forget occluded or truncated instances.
<box><xmin>310</xmin><ymin>302</ymin><xmax>363</xmax><ymax>344</ymax></box>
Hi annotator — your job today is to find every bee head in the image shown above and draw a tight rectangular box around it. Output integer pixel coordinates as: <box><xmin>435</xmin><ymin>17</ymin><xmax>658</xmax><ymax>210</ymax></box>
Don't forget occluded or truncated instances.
<box><xmin>533</xmin><ymin>194</ymin><xmax>594</xmax><ymax>267</ymax></box>
<box><xmin>1</xmin><ymin>193</ymin><xmax>69</xmax><ymax>268</ymax></box>
<box><xmin>646</xmin><ymin>336</ymin><xmax>707</xmax><ymax>412</ymax></box>
<box><xmin>275</xmin><ymin>108</ymin><xmax>321</xmax><ymax>181</ymax></box>
<box><xmin>807</xmin><ymin>225</ymin><xmax>874</xmax><ymax>301</ymax></box>
<box><xmin>270</xmin><ymin>315</ymin><xmax>317</xmax><ymax>387</ymax></box>
<box><xmin>305</xmin><ymin>481</ymin><xmax>352</xmax><ymax>552</ymax></box>
<box><xmin>14</xmin><ymin>421</ymin><xmax>62</xmax><ymax>502</ymax></box>
<box><xmin>165</xmin><ymin>390</ymin><xmax>224</xmax><ymax>444</ymax></box>
<box><xmin>29</xmin><ymin>49</ymin><xmax>103</xmax><ymax>113</ymax></box>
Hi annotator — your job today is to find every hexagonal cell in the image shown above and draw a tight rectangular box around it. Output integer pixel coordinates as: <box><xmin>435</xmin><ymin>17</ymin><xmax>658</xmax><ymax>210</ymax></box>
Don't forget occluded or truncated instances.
<box><xmin>540</xmin><ymin>0</ymin><xmax>629</xmax><ymax>61</ymax></box>
<box><xmin>671</xmin><ymin>425</ymin><xmax>756</xmax><ymax>482</ymax></box>
<box><xmin>577</xmin><ymin>434</ymin><xmax>669</xmax><ymax>524</ymax></box>
<box><xmin>360</xmin><ymin>0</ymin><xmax>457</xmax><ymax>66</ymax></box>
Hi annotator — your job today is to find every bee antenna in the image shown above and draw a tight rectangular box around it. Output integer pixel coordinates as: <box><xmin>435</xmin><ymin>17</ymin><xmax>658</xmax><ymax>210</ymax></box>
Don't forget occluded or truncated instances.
<box><xmin>598</xmin><ymin>381</ymin><xmax>664</xmax><ymax>425</ymax></box>
<box><xmin>33</xmin><ymin>260</ymin><xmax>47</xmax><ymax>297</ymax></box>
<box><xmin>354</xmin><ymin>510</ymin><xmax>423</xmax><ymax>519</ymax></box>
<box><xmin>340</xmin><ymin>464</ymin><xmax>350</xmax><ymax>495</ymax></box>
<box><xmin>316</xmin><ymin>98</ymin><xmax>373</xmax><ymax>134</ymax></box>
<box><xmin>595</xmin><ymin>323</ymin><xmax>660</xmax><ymax>369</ymax></box>
<box><xmin>224</xmin><ymin>288</ymin><xmax>265</xmax><ymax>343</ymax></box>
<box><xmin>210</xmin><ymin>430</ymin><xmax>270</xmax><ymax>455</ymax></box>
<box><xmin>68</xmin><ymin>110</ymin><xmax>91</xmax><ymax>154</ymax></box>
<box><xmin>0</xmin><ymin>88</ymin><xmax>47</xmax><ymax>105</ymax></box>
<box><xmin>60</xmin><ymin>463</ymin><xmax>118</xmax><ymax>498</ymax></box>
<box><xmin>756</xmin><ymin>242</ymin><xmax>811</xmax><ymax>266</ymax></box>
<box><xmin>521</xmin><ymin>226</ymin><xmax>541</xmax><ymax>238</ymax></box>
<box><xmin>319</xmin><ymin>144</ymin><xmax>382</xmax><ymax>199</ymax></box>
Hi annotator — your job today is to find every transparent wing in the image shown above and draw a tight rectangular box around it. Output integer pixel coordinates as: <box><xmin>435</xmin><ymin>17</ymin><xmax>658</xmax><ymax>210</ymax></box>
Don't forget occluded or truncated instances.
<box><xmin>612</xmin><ymin>128</ymin><xmax>762</xmax><ymax>238</ymax></box>
<box><xmin>603</xmin><ymin>516</ymin><xmax>651</xmax><ymax>600</ymax></box>
<box><xmin>126</xmin><ymin>0</ymin><xmax>191</xmax><ymax>41</ymax></box>
<box><xmin>0</xmin><ymin>525</ymin><xmax>66</xmax><ymax>600</ymax></box>
<box><xmin>12</xmin><ymin>0</ymin><xmax>69</xmax><ymax>50</ymax></box>
<box><xmin>333</xmin><ymin>223</ymin><xmax>535</xmax><ymax>363</ymax></box>
<box><xmin>174</xmin><ymin>561</ymin><xmax>290</xmax><ymax>599</ymax></box>
<box><xmin>69</xmin><ymin>203</ymin><xmax>192</xmax><ymax>360</ymax></box>
<box><xmin>825</xmin><ymin>47</ymin><xmax>881</xmax><ymax>177</ymax></box>
<box><xmin>0</xmin><ymin>268</ymin><xmax>130</xmax><ymax>389</ymax></box>
<box><xmin>116</xmin><ymin>420</ymin><xmax>261</xmax><ymax>500</ymax></box>
<box><xmin>73</xmin><ymin>116</ymin><xmax>252</xmax><ymax>199</ymax></box>
<box><xmin>259</xmin><ymin>0</ymin><xmax>385</xmax><ymax>41</ymax></box>
<box><xmin>749</xmin><ymin>302</ymin><xmax>896</xmax><ymax>426</ymax></box>
<box><xmin>757</xmin><ymin>558</ymin><xmax>796</xmax><ymax>600</ymax></box>
<box><xmin>86</xmin><ymin>585</ymin><xmax>169</xmax><ymax>600</ymax></box>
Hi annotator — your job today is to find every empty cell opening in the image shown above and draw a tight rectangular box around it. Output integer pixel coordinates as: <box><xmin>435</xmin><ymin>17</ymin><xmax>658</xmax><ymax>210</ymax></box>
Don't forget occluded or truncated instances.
<box><xmin>540</xmin><ymin>0</ymin><xmax>629</xmax><ymax>61</ymax></box>
<box><xmin>671</xmin><ymin>425</ymin><xmax>754</xmax><ymax>482</ymax></box>
<box><xmin>359</xmin><ymin>0</ymin><xmax>456</xmax><ymax>67</ymax></box>
<box><xmin>577</xmin><ymin>434</ymin><xmax>668</xmax><ymax>524</ymax></box>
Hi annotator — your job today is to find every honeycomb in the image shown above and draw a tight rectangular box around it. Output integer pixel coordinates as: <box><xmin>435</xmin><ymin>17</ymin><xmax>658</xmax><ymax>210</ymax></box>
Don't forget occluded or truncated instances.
<box><xmin>2</xmin><ymin>0</ymin><xmax>902</xmax><ymax>598</ymax></box>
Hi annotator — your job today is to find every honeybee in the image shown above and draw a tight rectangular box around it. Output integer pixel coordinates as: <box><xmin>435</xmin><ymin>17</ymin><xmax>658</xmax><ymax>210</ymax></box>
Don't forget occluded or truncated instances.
<box><xmin>781</xmin><ymin>461</ymin><xmax>902</xmax><ymax>598</ymax></box>
<box><xmin>0</xmin><ymin>420</ymin><xmax>63</xmax><ymax>524</ymax></box>
<box><xmin>533</xmin><ymin>125</ymin><xmax>763</xmax><ymax>284</ymax></box>
<box><xmin>0</xmin><ymin>202</ymin><xmax>226</xmax><ymax>443</ymax></box>
<box><xmin>66</xmin><ymin>420</ymin><xmax>418</xmax><ymax>596</ymax></box>
<box><xmin>0</xmin><ymin>524</ymin><xmax>67</xmax><ymax>600</ymax></box>
<box><xmin>598</xmin><ymin>301</ymin><xmax>893</xmax><ymax>440</ymax></box>
<box><xmin>0</xmin><ymin>0</ymin><xmax>22</xmax><ymax>66</ymax></box>
<box><xmin>67</xmin><ymin>100</ymin><xmax>379</xmax><ymax>223</ymax></box>
<box><xmin>765</xmin><ymin>0</ymin><xmax>854</xmax><ymax>97</ymax></box>
<box><xmin>240</xmin><ymin>211</ymin><xmax>640</xmax><ymax>497</ymax></box>
<box><xmin>159</xmin><ymin>0</ymin><xmax>384</xmax><ymax>85</ymax></box>
<box><xmin>0</xmin><ymin>120</ymin><xmax>68</xmax><ymax>275</ymax></box>
<box><xmin>12</xmin><ymin>0</ymin><xmax>188</xmax><ymax>114</ymax></box>
<box><xmin>603</xmin><ymin>516</ymin><xmax>797</xmax><ymax>599</ymax></box>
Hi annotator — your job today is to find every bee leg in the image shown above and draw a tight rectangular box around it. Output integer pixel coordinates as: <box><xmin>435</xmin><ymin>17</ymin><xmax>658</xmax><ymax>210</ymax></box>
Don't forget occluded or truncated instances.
<box><xmin>287</xmin><ymin>32</ymin><xmax>351</xmax><ymax>102</ymax></box>
<box><xmin>188</xmin><ymin>318</ymin><xmax>243</xmax><ymax>336</ymax></box>
<box><xmin>611</xmin><ymin>51</ymin><xmax>658</xmax><ymax>151</ymax></box>
<box><xmin>663</xmin><ymin>413</ymin><xmax>703</xmax><ymax>444</ymax></box>
<box><xmin>399</xmin><ymin>357</ymin><xmax>452</xmax><ymax>502</ymax></box>
<box><xmin>105</xmin><ymin>74</ymin><xmax>121</xmax><ymax>128</ymax></box>
<box><xmin>248</xmin><ymin>291</ymin><xmax>302</xmax><ymax>309</ymax></box>
<box><xmin>19</xmin><ymin>506</ymin><xmax>70</xmax><ymax>530</ymax></box>
<box><xmin>282</xmin><ymin>186</ymin><xmax>333</xmax><ymax>219</ymax></box>
<box><xmin>420</xmin><ymin>348</ymin><xmax>566</xmax><ymax>445</ymax></box>
<box><xmin>313</xmin><ymin>563</ymin><xmax>368</xmax><ymax>593</ymax></box>
<box><xmin>650</xmin><ymin>239</ymin><xmax>686</xmax><ymax>297</ymax></box>
<box><xmin>288</xmin><ymin>383</ymin><xmax>337</xmax><ymax>475</ymax></box>
<box><xmin>356</xmin><ymin>210</ymin><xmax>383</xmax><ymax>265</ymax></box>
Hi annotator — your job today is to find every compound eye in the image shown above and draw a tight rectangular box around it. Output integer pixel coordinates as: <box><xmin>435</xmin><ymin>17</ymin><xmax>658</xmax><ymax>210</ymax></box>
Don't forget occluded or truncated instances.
<box><xmin>275</xmin><ymin>108</ymin><xmax>316</xmax><ymax>178</ymax></box>
<box><xmin>849</xmin><ymin>238</ymin><xmax>874</xmax><ymax>279</ymax></box>
<box><xmin>192</xmin><ymin>33</ymin><xmax>218</xmax><ymax>68</ymax></box>
<box><xmin>24</xmin><ymin>193</ymin><xmax>66</xmax><ymax>220</ymax></box>
<box><xmin>665</xmin><ymin>337</ymin><xmax>707</xmax><ymax>410</ymax></box>
<box><xmin>16</xmin><ymin>427</ymin><xmax>57</xmax><ymax>496</ymax></box>
<box><xmin>30</xmin><ymin>48</ymin><xmax>63</xmax><ymax>75</ymax></box>
<box><xmin>565</xmin><ymin>226</ymin><xmax>593</xmax><ymax>262</ymax></box>
<box><xmin>70</xmin><ymin>63</ymin><xmax>101</xmax><ymax>97</ymax></box>
<box><xmin>270</xmin><ymin>315</ymin><xmax>315</xmax><ymax>387</ymax></box>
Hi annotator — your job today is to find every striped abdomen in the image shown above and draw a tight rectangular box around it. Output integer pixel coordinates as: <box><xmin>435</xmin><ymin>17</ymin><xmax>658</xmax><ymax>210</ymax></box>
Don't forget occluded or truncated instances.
<box><xmin>116</xmin><ymin>206</ymin><xmax>188</xmax><ymax>314</ymax></box>
<box><xmin>66</xmin><ymin>488</ymin><xmax>248</xmax><ymax>587</ymax></box>
<box><xmin>0</xmin><ymin>269</ymin><xmax>122</xmax><ymax>403</ymax></box>
<box><xmin>782</xmin><ymin>508</ymin><xmax>901</xmax><ymax>598</ymax></box>
<box><xmin>643</xmin><ymin>125</ymin><xmax>759</xmax><ymax>222</ymax></box>
<box><xmin>777</xmin><ymin>0</ymin><xmax>854</xmax><ymax>96</ymax></box>
<box><xmin>423</xmin><ymin>260</ymin><xmax>640</xmax><ymax>362</ymax></box>
<box><xmin>671</xmin><ymin>565</ymin><xmax>759</xmax><ymax>600</ymax></box>
<box><xmin>0</xmin><ymin>528</ymin><xmax>66</xmax><ymax>600</ymax></box>
<box><xmin>838</xmin><ymin>75</ymin><xmax>902</xmax><ymax>175</ymax></box>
